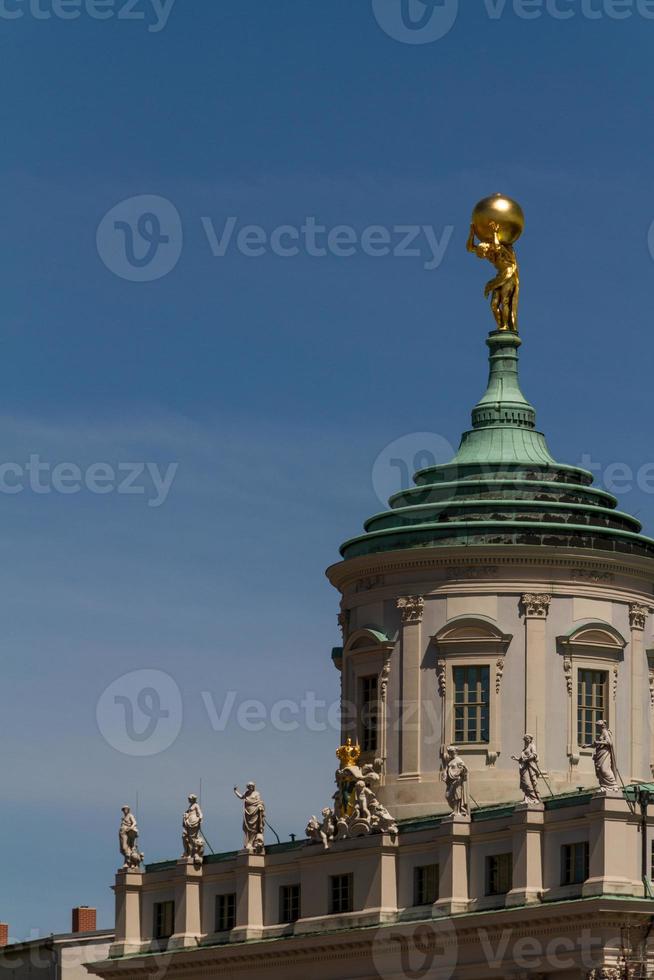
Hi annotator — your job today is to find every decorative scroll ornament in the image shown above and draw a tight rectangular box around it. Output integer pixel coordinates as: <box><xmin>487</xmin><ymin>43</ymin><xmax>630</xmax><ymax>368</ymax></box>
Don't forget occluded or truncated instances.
<box><xmin>306</xmin><ymin>749</ymin><xmax>397</xmax><ymax>850</ymax></box>
<box><xmin>436</xmin><ymin>659</ymin><xmax>447</xmax><ymax>699</ymax></box>
<box><xmin>613</xmin><ymin>665</ymin><xmax>619</xmax><ymax>702</ymax></box>
<box><xmin>521</xmin><ymin>593</ymin><xmax>552</xmax><ymax>619</ymax></box>
<box><xmin>649</xmin><ymin>667</ymin><xmax>654</xmax><ymax>708</ymax></box>
<box><xmin>495</xmin><ymin>658</ymin><xmax>505</xmax><ymax>695</ymax></box>
<box><xmin>629</xmin><ymin>602</ymin><xmax>650</xmax><ymax>631</ymax></box>
<box><xmin>397</xmin><ymin>595</ymin><xmax>424</xmax><ymax>624</ymax></box>
<box><xmin>587</xmin><ymin>969</ymin><xmax>622</xmax><ymax>979</ymax></box>
<box><xmin>380</xmin><ymin>656</ymin><xmax>391</xmax><ymax>703</ymax></box>
<box><xmin>563</xmin><ymin>655</ymin><xmax>573</xmax><ymax>697</ymax></box>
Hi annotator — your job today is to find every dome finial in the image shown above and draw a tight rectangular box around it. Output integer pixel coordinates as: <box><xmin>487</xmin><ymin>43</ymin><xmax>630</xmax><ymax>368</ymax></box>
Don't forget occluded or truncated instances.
<box><xmin>466</xmin><ymin>194</ymin><xmax>524</xmax><ymax>334</ymax></box>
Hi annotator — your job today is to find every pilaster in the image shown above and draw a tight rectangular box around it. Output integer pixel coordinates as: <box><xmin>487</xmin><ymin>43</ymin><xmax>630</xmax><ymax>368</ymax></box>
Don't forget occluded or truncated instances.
<box><xmin>629</xmin><ymin>603</ymin><xmax>650</xmax><ymax>782</ymax></box>
<box><xmin>232</xmin><ymin>852</ymin><xmax>265</xmax><ymax>942</ymax></box>
<box><xmin>435</xmin><ymin>815</ymin><xmax>470</xmax><ymax>915</ymax></box>
<box><xmin>521</xmin><ymin>593</ymin><xmax>551</xmax><ymax>766</ymax></box>
<box><xmin>397</xmin><ymin>596</ymin><xmax>424</xmax><ymax>779</ymax></box>
<box><xmin>169</xmin><ymin>858</ymin><xmax>203</xmax><ymax>949</ymax></box>
<box><xmin>506</xmin><ymin>803</ymin><xmax>544</xmax><ymax>907</ymax></box>
<box><xmin>582</xmin><ymin>792</ymin><xmax>637</xmax><ymax>898</ymax></box>
<box><xmin>110</xmin><ymin>870</ymin><xmax>143</xmax><ymax>957</ymax></box>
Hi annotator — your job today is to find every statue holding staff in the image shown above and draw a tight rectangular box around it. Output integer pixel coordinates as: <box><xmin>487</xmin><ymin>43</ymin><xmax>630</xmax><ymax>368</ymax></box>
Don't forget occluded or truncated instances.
<box><xmin>512</xmin><ymin>734</ymin><xmax>542</xmax><ymax>806</ymax></box>
<box><xmin>234</xmin><ymin>782</ymin><xmax>266</xmax><ymax>854</ymax></box>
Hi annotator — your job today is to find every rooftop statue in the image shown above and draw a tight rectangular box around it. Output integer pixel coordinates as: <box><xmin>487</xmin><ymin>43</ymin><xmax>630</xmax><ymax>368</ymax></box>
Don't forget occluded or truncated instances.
<box><xmin>119</xmin><ymin>805</ymin><xmax>144</xmax><ymax>871</ymax></box>
<box><xmin>442</xmin><ymin>746</ymin><xmax>470</xmax><ymax>818</ymax></box>
<box><xmin>592</xmin><ymin>720</ymin><xmax>620</xmax><ymax>792</ymax></box>
<box><xmin>182</xmin><ymin>794</ymin><xmax>205</xmax><ymax>869</ymax></box>
<box><xmin>466</xmin><ymin>194</ymin><xmax>524</xmax><ymax>334</ymax></box>
<box><xmin>306</xmin><ymin>749</ymin><xmax>397</xmax><ymax>848</ymax></box>
<box><xmin>512</xmin><ymin>734</ymin><xmax>542</xmax><ymax>807</ymax></box>
<box><xmin>234</xmin><ymin>783</ymin><xmax>266</xmax><ymax>855</ymax></box>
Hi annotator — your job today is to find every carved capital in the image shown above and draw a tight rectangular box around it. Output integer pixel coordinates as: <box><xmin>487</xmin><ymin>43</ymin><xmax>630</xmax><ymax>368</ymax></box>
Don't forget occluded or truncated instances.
<box><xmin>521</xmin><ymin>593</ymin><xmax>551</xmax><ymax>619</ymax></box>
<box><xmin>397</xmin><ymin>595</ymin><xmax>424</xmax><ymax>625</ymax></box>
<box><xmin>629</xmin><ymin>602</ymin><xmax>650</xmax><ymax>631</ymax></box>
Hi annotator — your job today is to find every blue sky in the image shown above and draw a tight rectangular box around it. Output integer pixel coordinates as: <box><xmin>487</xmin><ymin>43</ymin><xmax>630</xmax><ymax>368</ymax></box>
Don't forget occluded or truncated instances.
<box><xmin>2</xmin><ymin>0</ymin><xmax>654</xmax><ymax>939</ymax></box>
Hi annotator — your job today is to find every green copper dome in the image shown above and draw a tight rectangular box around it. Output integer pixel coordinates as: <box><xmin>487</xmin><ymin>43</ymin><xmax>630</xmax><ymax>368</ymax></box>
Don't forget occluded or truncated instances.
<box><xmin>340</xmin><ymin>331</ymin><xmax>654</xmax><ymax>561</ymax></box>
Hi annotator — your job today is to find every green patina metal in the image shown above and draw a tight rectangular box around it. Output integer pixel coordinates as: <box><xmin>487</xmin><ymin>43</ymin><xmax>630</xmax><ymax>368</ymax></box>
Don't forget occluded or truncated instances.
<box><xmin>340</xmin><ymin>330</ymin><xmax>654</xmax><ymax>561</ymax></box>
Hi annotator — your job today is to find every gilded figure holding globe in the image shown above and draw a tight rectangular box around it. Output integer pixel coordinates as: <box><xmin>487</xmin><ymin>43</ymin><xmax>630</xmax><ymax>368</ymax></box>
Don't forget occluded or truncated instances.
<box><xmin>466</xmin><ymin>194</ymin><xmax>524</xmax><ymax>333</ymax></box>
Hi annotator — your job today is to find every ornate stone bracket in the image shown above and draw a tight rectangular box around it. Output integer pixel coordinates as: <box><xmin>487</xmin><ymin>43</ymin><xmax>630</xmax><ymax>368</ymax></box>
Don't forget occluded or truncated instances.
<box><xmin>397</xmin><ymin>595</ymin><xmax>424</xmax><ymax>624</ymax></box>
<box><xmin>380</xmin><ymin>654</ymin><xmax>392</xmax><ymax>703</ymax></box>
<box><xmin>521</xmin><ymin>593</ymin><xmax>551</xmax><ymax>619</ymax></box>
<box><xmin>629</xmin><ymin>602</ymin><xmax>651</xmax><ymax>631</ymax></box>
<box><xmin>436</xmin><ymin>659</ymin><xmax>447</xmax><ymax>699</ymax></box>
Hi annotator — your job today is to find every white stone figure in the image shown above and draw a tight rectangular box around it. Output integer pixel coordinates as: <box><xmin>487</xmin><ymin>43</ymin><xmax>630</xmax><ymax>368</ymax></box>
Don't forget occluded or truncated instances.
<box><xmin>442</xmin><ymin>745</ymin><xmax>470</xmax><ymax>818</ymax></box>
<box><xmin>233</xmin><ymin>783</ymin><xmax>266</xmax><ymax>854</ymax></box>
<box><xmin>369</xmin><ymin>798</ymin><xmax>398</xmax><ymax>836</ymax></box>
<box><xmin>512</xmin><ymin>734</ymin><xmax>542</xmax><ymax>806</ymax></box>
<box><xmin>306</xmin><ymin>808</ymin><xmax>335</xmax><ymax>850</ymax></box>
<box><xmin>182</xmin><ymin>794</ymin><xmax>205</xmax><ymax>869</ymax></box>
<box><xmin>592</xmin><ymin>719</ymin><xmax>619</xmax><ymax>791</ymax></box>
<box><xmin>119</xmin><ymin>805</ymin><xmax>144</xmax><ymax>870</ymax></box>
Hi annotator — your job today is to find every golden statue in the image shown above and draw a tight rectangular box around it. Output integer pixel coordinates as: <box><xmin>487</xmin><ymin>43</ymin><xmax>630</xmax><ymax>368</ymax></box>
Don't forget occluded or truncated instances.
<box><xmin>466</xmin><ymin>194</ymin><xmax>524</xmax><ymax>333</ymax></box>
<box><xmin>336</xmin><ymin>737</ymin><xmax>361</xmax><ymax>769</ymax></box>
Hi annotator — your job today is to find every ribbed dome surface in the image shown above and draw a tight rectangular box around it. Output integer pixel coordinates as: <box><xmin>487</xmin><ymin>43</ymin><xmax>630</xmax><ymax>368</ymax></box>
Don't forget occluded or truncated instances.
<box><xmin>340</xmin><ymin>331</ymin><xmax>654</xmax><ymax>560</ymax></box>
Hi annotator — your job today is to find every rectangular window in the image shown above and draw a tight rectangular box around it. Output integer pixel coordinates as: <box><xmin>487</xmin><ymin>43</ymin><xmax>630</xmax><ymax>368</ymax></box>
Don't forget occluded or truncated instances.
<box><xmin>329</xmin><ymin>874</ymin><xmax>353</xmax><ymax>915</ymax></box>
<box><xmin>215</xmin><ymin>893</ymin><xmax>236</xmax><ymax>932</ymax></box>
<box><xmin>454</xmin><ymin>666</ymin><xmax>490</xmax><ymax>744</ymax></box>
<box><xmin>153</xmin><ymin>901</ymin><xmax>174</xmax><ymax>940</ymax></box>
<box><xmin>577</xmin><ymin>669</ymin><xmax>607</xmax><ymax>747</ymax></box>
<box><xmin>561</xmin><ymin>842</ymin><xmax>589</xmax><ymax>886</ymax></box>
<box><xmin>486</xmin><ymin>854</ymin><xmax>513</xmax><ymax>896</ymax></box>
<box><xmin>360</xmin><ymin>675</ymin><xmax>379</xmax><ymax>753</ymax></box>
<box><xmin>279</xmin><ymin>884</ymin><xmax>301</xmax><ymax>923</ymax></box>
<box><xmin>413</xmin><ymin>864</ymin><xmax>439</xmax><ymax>906</ymax></box>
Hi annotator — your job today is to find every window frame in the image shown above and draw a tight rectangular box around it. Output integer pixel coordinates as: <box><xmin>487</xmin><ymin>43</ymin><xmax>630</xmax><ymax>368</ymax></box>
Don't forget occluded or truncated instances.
<box><xmin>485</xmin><ymin>853</ymin><xmax>513</xmax><ymax>897</ymax></box>
<box><xmin>453</xmin><ymin>664</ymin><xmax>491</xmax><ymax>745</ymax></box>
<box><xmin>341</xmin><ymin>629</ymin><xmax>394</xmax><ymax>764</ymax></box>
<box><xmin>560</xmin><ymin>841</ymin><xmax>590</xmax><ymax>886</ymax></box>
<box><xmin>215</xmin><ymin>892</ymin><xmax>236</xmax><ymax>933</ymax></box>
<box><xmin>153</xmin><ymin>900</ymin><xmax>175</xmax><ymax>941</ymax></box>
<box><xmin>413</xmin><ymin>864</ymin><xmax>439</xmax><ymax>906</ymax></box>
<box><xmin>359</xmin><ymin>673</ymin><xmax>379</xmax><ymax>754</ymax></box>
<box><xmin>279</xmin><ymin>884</ymin><xmax>301</xmax><ymax>924</ymax></box>
<box><xmin>329</xmin><ymin>873</ymin><xmax>353</xmax><ymax>915</ymax></box>
<box><xmin>432</xmin><ymin>617</ymin><xmax>512</xmax><ymax>766</ymax></box>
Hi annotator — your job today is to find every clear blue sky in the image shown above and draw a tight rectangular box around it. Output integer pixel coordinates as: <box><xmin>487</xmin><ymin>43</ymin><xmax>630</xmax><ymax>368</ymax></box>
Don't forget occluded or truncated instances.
<box><xmin>2</xmin><ymin>0</ymin><xmax>654</xmax><ymax>939</ymax></box>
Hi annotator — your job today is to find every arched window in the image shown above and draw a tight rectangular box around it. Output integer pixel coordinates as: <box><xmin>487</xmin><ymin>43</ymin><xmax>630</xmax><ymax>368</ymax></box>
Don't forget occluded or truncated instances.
<box><xmin>432</xmin><ymin>617</ymin><xmax>512</xmax><ymax>767</ymax></box>
<box><xmin>557</xmin><ymin>621</ymin><xmax>626</xmax><ymax>765</ymax></box>
<box><xmin>342</xmin><ymin>628</ymin><xmax>395</xmax><ymax>761</ymax></box>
